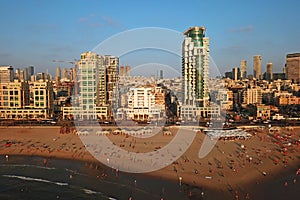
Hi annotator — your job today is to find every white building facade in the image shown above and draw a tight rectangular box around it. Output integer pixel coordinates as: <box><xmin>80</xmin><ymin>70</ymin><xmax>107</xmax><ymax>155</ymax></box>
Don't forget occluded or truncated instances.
<box><xmin>181</xmin><ymin>26</ymin><xmax>220</xmax><ymax>120</ymax></box>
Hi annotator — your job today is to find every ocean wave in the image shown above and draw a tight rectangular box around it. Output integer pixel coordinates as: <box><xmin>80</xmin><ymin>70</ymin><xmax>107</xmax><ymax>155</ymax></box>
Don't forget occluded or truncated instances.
<box><xmin>2</xmin><ymin>175</ymin><xmax>68</xmax><ymax>186</ymax></box>
<box><xmin>108</xmin><ymin>197</ymin><xmax>118</xmax><ymax>200</ymax></box>
<box><xmin>65</xmin><ymin>168</ymin><xmax>88</xmax><ymax>176</ymax></box>
<box><xmin>0</xmin><ymin>164</ymin><xmax>56</xmax><ymax>170</ymax></box>
<box><xmin>82</xmin><ymin>188</ymin><xmax>101</xmax><ymax>195</ymax></box>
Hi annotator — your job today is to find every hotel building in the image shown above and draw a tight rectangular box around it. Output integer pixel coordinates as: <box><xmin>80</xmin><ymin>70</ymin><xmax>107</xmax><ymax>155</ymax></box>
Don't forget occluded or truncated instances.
<box><xmin>181</xmin><ymin>26</ymin><xmax>220</xmax><ymax>120</ymax></box>
<box><xmin>63</xmin><ymin>52</ymin><xmax>118</xmax><ymax>120</ymax></box>
<box><xmin>0</xmin><ymin>79</ymin><xmax>54</xmax><ymax>119</ymax></box>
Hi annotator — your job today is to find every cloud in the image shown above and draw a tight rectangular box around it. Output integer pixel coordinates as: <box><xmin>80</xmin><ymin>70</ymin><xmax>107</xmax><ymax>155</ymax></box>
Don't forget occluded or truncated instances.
<box><xmin>229</xmin><ymin>25</ymin><xmax>253</xmax><ymax>33</ymax></box>
<box><xmin>78</xmin><ymin>14</ymin><xmax>121</xmax><ymax>28</ymax></box>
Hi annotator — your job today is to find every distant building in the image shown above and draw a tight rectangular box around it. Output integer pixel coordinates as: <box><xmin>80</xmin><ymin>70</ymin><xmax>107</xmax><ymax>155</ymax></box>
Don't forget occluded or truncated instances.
<box><xmin>0</xmin><ymin>66</ymin><xmax>14</xmax><ymax>83</ymax></box>
<box><xmin>224</xmin><ymin>71</ymin><xmax>233</xmax><ymax>79</ymax></box>
<box><xmin>273</xmin><ymin>73</ymin><xmax>286</xmax><ymax>80</ymax></box>
<box><xmin>119</xmin><ymin>66</ymin><xmax>125</xmax><ymax>77</ymax></box>
<box><xmin>62</xmin><ymin>68</ymin><xmax>68</xmax><ymax>80</ymax></box>
<box><xmin>28</xmin><ymin>66</ymin><xmax>34</xmax><ymax>78</ymax></box>
<box><xmin>253</xmin><ymin>55</ymin><xmax>262</xmax><ymax>80</ymax></box>
<box><xmin>264</xmin><ymin>62</ymin><xmax>273</xmax><ymax>81</ymax></box>
<box><xmin>232</xmin><ymin>67</ymin><xmax>240</xmax><ymax>81</ymax></box>
<box><xmin>256</xmin><ymin>105</ymin><xmax>271</xmax><ymax>120</ymax></box>
<box><xmin>125</xmin><ymin>66</ymin><xmax>131</xmax><ymax>77</ymax></box>
<box><xmin>240</xmin><ymin>60</ymin><xmax>247</xmax><ymax>79</ymax></box>
<box><xmin>56</xmin><ymin>67</ymin><xmax>61</xmax><ymax>83</ymax></box>
<box><xmin>158</xmin><ymin>70</ymin><xmax>163</xmax><ymax>80</ymax></box>
<box><xmin>286</xmin><ymin>53</ymin><xmax>300</xmax><ymax>83</ymax></box>
<box><xmin>69</xmin><ymin>68</ymin><xmax>74</xmax><ymax>82</ymax></box>
<box><xmin>36</xmin><ymin>72</ymin><xmax>46</xmax><ymax>81</ymax></box>
<box><xmin>243</xmin><ymin>88</ymin><xmax>262</xmax><ymax>105</ymax></box>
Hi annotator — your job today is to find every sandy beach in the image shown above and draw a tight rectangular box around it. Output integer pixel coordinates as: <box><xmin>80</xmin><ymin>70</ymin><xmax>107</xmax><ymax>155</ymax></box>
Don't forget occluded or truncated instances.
<box><xmin>0</xmin><ymin>125</ymin><xmax>300</xmax><ymax>199</ymax></box>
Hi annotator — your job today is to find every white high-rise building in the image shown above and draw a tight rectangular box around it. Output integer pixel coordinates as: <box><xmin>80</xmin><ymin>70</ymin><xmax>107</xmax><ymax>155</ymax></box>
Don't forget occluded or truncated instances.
<box><xmin>182</xmin><ymin>26</ymin><xmax>210</xmax><ymax>107</ymax></box>
<box><xmin>181</xmin><ymin>27</ymin><xmax>220</xmax><ymax>120</ymax></box>
<box><xmin>77</xmin><ymin>52</ymin><xmax>104</xmax><ymax>119</ymax></box>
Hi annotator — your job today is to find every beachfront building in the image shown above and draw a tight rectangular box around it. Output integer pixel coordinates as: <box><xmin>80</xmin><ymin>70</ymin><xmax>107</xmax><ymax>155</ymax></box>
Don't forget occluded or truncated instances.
<box><xmin>0</xmin><ymin>79</ymin><xmax>54</xmax><ymax>119</ymax></box>
<box><xmin>116</xmin><ymin>85</ymin><xmax>166</xmax><ymax>121</ymax></box>
<box><xmin>64</xmin><ymin>52</ymin><xmax>119</xmax><ymax>120</ymax></box>
<box><xmin>32</xmin><ymin>80</ymin><xmax>54</xmax><ymax>117</ymax></box>
<box><xmin>0</xmin><ymin>80</ymin><xmax>29</xmax><ymax>109</ymax></box>
<box><xmin>104</xmin><ymin>55</ymin><xmax>119</xmax><ymax>109</ymax></box>
<box><xmin>62</xmin><ymin>106</ymin><xmax>108</xmax><ymax>120</ymax></box>
<box><xmin>181</xmin><ymin>26</ymin><xmax>220</xmax><ymax>120</ymax></box>
<box><xmin>0</xmin><ymin>66</ymin><xmax>14</xmax><ymax>83</ymax></box>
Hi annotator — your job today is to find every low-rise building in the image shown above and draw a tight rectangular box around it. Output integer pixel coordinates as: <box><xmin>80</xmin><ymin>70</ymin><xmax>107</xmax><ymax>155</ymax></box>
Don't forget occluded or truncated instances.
<box><xmin>117</xmin><ymin>85</ymin><xmax>166</xmax><ymax>121</ymax></box>
<box><xmin>256</xmin><ymin>105</ymin><xmax>271</xmax><ymax>120</ymax></box>
<box><xmin>0</xmin><ymin>80</ymin><xmax>54</xmax><ymax>120</ymax></box>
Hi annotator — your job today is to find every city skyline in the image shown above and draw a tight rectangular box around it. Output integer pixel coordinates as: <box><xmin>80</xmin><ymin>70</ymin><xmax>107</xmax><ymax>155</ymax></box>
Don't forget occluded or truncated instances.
<box><xmin>0</xmin><ymin>0</ymin><xmax>300</xmax><ymax>77</ymax></box>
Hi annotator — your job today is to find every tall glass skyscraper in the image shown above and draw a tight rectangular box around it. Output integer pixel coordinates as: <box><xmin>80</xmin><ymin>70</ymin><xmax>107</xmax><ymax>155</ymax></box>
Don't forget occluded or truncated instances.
<box><xmin>182</xmin><ymin>26</ymin><xmax>210</xmax><ymax>107</ymax></box>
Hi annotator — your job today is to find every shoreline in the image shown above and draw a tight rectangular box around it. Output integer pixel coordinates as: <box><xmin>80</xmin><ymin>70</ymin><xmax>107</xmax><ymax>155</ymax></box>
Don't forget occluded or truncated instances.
<box><xmin>1</xmin><ymin>126</ymin><xmax>300</xmax><ymax>199</ymax></box>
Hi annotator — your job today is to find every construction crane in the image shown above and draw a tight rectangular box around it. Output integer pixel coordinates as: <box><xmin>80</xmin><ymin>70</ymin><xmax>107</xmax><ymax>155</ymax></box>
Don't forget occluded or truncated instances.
<box><xmin>52</xmin><ymin>59</ymin><xmax>78</xmax><ymax>65</ymax></box>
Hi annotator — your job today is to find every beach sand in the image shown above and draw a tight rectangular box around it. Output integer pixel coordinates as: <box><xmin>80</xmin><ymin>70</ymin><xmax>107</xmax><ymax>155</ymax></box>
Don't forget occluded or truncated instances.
<box><xmin>0</xmin><ymin>125</ymin><xmax>300</xmax><ymax>199</ymax></box>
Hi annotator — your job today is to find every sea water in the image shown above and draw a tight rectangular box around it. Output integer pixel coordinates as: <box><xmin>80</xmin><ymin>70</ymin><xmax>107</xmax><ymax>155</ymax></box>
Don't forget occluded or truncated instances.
<box><xmin>0</xmin><ymin>155</ymin><xmax>189</xmax><ymax>200</ymax></box>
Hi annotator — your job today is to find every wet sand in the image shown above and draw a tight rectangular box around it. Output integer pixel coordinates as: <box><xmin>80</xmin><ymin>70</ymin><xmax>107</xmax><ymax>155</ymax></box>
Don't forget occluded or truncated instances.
<box><xmin>0</xmin><ymin>125</ymin><xmax>299</xmax><ymax>199</ymax></box>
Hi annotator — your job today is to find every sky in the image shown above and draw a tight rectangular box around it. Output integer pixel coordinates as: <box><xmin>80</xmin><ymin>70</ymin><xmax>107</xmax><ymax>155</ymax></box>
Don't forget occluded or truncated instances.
<box><xmin>0</xmin><ymin>0</ymin><xmax>300</xmax><ymax>77</ymax></box>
